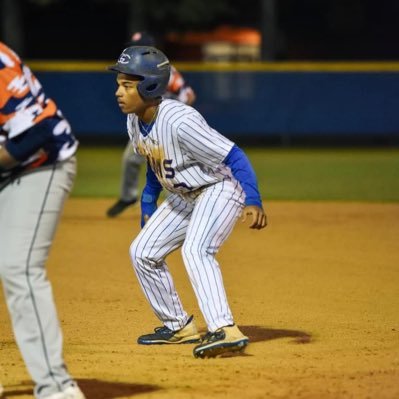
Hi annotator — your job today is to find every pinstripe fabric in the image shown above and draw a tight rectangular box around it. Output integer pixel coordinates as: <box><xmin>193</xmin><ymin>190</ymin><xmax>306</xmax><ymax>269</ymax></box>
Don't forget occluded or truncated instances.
<box><xmin>127</xmin><ymin>99</ymin><xmax>248</xmax><ymax>332</ymax></box>
<box><xmin>182</xmin><ymin>180</ymin><xmax>244</xmax><ymax>331</ymax></box>
<box><xmin>127</xmin><ymin>99</ymin><xmax>235</xmax><ymax>195</ymax></box>
<box><xmin>130</xmin><ymin>180</ymin><xmax>244</xmax><ymax>332</ymax></box>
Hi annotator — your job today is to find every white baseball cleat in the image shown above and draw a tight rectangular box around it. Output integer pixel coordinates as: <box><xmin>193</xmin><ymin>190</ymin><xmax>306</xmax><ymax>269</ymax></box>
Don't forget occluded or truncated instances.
<box><xmin>63</xmin><ymin>385</ymin><xmax>86</xmax><ymax>399</ymax></box>
<box><xmin>43</xmin><ymin>385</ymin><xmax>86</xmax><ymax>399</ymax></box>
<box><xmin>0</xmin><ymin>383</ymin><xmax>4</xmax><ymax>397</ymax></box>
<box><xmin>42</xmin><ymin>392</ymin><xmax>66</xmax><ymax>399</ymax></box>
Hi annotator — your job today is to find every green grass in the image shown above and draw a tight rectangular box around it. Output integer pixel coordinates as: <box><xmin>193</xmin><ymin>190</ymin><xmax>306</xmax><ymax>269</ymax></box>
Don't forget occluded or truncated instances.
<box><xmin>72</xmin><ymin>146</ymin><xmax>399</xmax><ymax>202</ymax></box>
<box><xmin>73</xmin><ymin>146</ymin><xmax>131</xmax><ymax>197</ymax></box>
<box><xmin>249</xmin><ymin>148</ymin><xmax>399</xmax><ymax>202</ymax></box>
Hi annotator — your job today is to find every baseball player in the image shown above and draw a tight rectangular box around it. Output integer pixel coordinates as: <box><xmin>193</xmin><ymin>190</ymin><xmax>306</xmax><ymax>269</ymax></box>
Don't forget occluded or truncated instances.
<box><xmin>106</xmin><ymin>32</ymin><xmax>196</xmax><ymax>217</ymax></box>
<box><xmin>0</xmin><ymin>42</ymin><xmax>86</xmax><ymax>399</ymax></box>
<box><xmin>108</xmin><ymin>46</ymin><xmax>267</xmax><ymax>358</ymax></box>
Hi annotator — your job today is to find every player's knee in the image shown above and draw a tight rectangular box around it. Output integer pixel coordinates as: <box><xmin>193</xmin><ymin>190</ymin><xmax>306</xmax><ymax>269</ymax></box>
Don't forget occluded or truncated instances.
<box><xmin>0</xmin><ymin>255</ymin><xmax>38</xmax><ymax>278</ymax></box>
<box><xmin>0</xmin><ymin>259</ymin><xmax>46</xmax><ymax>293</ymax></box>
<box><xmin>129</xmin><ymin>239</ymin><xmax>141</xmax><ymax>268</ymax></box>
<box><xmin>181</xmin><ymin>240</ymin><xmax>210</xmax><ymax>263</ymax></box>
<box><xmin>129</xmin><ymin>239</ymin><xmax>158</xmax><ymax>270</ymax></box>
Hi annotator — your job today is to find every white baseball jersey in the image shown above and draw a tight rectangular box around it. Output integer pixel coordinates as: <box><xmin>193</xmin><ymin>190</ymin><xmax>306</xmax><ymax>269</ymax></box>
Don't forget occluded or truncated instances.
<box><xmin>127</xmin><ymin>99</ymin><xmax>235</xmax><ymax>195</ymax></box>
<box><xmin>127</xmin><ymin>99</ymin><xmax>246</xmax><ymax>332</ymax></box>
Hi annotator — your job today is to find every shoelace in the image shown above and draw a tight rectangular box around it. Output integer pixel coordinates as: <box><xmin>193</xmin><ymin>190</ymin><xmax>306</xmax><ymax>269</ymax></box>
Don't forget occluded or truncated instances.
<box><xmin>202</xmin><ymin>329</ymin><xmax>225</xmax><ymax>343</ymax></box>
<box><xmin>154</xmin><ymin>326</ymin><xmax>173</xmax><ymax>335</ymax></box>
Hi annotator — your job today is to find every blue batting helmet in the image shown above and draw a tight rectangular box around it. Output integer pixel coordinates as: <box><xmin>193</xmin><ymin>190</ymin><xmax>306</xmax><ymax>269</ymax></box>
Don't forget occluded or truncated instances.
<box><xmin>108</xmin><ymin>46</ymin><xmax>171</xmax><ymax>100</ymax></box>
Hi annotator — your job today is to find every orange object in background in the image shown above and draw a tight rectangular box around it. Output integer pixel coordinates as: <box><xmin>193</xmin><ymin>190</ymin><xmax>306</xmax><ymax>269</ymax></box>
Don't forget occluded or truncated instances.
<box><xmin>167</xmin><ymin>25</ymin><xmax>261</xmax><ymax>45</ymax></box>
<box><xmin>165</xmin><ymin>25</ymin><xmax>261</xmax><ymax>61</ymax></box>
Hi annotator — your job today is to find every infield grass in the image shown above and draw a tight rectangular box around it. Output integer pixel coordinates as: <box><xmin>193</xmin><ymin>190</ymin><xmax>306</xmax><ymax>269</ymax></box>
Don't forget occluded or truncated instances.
<box><xmin>73</xmin><ymin>146</ymin><xmax>399</xmax><ymax>202</ymax></box>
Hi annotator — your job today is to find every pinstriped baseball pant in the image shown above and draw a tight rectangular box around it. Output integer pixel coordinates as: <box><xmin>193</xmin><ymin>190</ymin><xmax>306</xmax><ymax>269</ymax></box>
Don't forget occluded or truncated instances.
<box><xmin>0</xmin><ymin>158</ymin><xmax>76</xmax><ymax>399</ymax></box>
<box><xmin>130</xmin><ymin>179</ymin><xmax>245</xmax><ymax>333</ymax></box>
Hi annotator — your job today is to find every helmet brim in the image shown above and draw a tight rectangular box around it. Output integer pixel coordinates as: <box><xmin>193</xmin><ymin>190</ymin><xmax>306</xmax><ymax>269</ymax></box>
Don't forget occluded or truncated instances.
<box><xmin>107</xmin><ymin>65</ymin><xmax>127</xmax><ymax>73</ymax></box>
<box><xmin>107</xmin><ymin>65</ymin><xmax>144</xmax><ymax>82</ymax></box>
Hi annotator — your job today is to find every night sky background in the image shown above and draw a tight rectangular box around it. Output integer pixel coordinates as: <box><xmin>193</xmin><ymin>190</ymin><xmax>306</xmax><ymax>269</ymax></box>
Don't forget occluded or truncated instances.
<box><xmin>1</xmin><ymin>0</ymin><xmax>398</xmax><ymax>60</ymax></box>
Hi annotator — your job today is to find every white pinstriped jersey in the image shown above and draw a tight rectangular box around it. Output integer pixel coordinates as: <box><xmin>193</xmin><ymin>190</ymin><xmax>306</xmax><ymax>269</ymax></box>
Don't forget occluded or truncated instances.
<box><xmin>127</xmin><ymin>99</ymin><xmax>235</xmax><ymax>194</ymax></box>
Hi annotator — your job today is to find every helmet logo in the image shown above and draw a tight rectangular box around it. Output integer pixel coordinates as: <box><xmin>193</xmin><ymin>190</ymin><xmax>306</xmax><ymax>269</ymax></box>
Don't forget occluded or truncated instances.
<box><xmin>118</xmin><ymin>52</ymin><xmax>131</xmax><ymax>64</ymax></box>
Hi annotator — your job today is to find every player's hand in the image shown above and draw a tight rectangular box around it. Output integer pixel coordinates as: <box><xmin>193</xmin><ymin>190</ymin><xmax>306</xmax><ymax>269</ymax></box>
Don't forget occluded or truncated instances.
<box><xmin>140</xmin><ymin>212</ymin><xmax>154</xmax><ymax>228</ymax></box>
<box><xmin>142</xmin><ymin>214</ymin><xmax>150</xmax><ymax>226</ymax></box>
<box><xmin>140</xmin><ymin>202</ymin><xmax>157</xmax><ymax>227</ymax></box>
<box><xmin>242</xmin><ymin>205</ymin><xmax>267</xmax><ymax>230</ymax></box>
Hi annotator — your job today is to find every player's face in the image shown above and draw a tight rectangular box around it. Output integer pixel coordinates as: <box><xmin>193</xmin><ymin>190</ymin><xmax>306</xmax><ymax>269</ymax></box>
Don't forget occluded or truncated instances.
<box><xmin>115</xmin><ymin>74</ymin><xmax>147</xmax><ymax>115</ymax></box>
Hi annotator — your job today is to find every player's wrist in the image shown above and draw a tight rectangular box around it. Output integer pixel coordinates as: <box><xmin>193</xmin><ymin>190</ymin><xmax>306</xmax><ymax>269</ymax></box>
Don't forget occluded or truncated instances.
<box><xmin>244</xmin><ymin>196</ymin><xmax>263</xmax><ymax>208</ymax></box>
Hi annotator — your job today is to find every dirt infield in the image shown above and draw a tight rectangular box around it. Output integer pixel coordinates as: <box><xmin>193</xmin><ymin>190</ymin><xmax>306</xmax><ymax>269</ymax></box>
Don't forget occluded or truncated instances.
<box><xmin>1</xmin><ymin>199</ymin><xmax>398</xmax><ymax>399</ymax></box>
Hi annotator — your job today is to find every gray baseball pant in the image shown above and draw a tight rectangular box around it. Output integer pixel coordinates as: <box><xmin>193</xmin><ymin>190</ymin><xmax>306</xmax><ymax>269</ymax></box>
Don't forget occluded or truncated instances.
<box><xmin>0</xmin><ymin>157</ymin><xmax>77</xmax><ymax>399</ymax></box>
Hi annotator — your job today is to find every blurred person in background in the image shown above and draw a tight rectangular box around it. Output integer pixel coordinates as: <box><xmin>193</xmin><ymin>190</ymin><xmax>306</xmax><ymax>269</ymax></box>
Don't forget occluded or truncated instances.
<box><xmin>106</xmin><ymin>31</ymin><xmax>196</xmax><ymax>217</ymax></box>
<box><xmin>0</xmin><ymin>42</ymin><xmax>85</xmax><ymax>399</ymax></box>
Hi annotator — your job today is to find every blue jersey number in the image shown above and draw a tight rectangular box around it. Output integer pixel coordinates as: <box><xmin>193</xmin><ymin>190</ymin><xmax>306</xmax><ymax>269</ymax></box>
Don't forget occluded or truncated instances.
<box><xmin>147</xmin><ymin>157</ymin><xmax>175</xmax><ymax>179</ymax></box>
<box><xmin>163</xmin><ymin>159</ymin><xmax>175</xmax><ymax>179</ymax></box>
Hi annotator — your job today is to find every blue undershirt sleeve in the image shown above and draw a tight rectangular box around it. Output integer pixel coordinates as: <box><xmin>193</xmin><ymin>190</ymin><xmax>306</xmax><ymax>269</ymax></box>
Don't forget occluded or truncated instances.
<box><xmin>142</xmin><ymin>162</ymin><xmax>162</xmax><ymax>202</ymax></box>
<box><xmin>223</xmin><ymin>145</ymin><xmax>263</xmax><ymax>208</ymax></box>
<box><xmin>140</xmin><ymin>162</ymin><xmax>163</xmax><ymax>227</ymax></box>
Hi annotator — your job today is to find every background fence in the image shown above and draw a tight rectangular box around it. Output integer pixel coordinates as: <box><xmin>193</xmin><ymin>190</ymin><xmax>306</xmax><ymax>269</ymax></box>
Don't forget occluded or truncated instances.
<box><xmin>32</xmin><ymin>62</ymin><xmax>399</xmax><ymax>143</ymax></box>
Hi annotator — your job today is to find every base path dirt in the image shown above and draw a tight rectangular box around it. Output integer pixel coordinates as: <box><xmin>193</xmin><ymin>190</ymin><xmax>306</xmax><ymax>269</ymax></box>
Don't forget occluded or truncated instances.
<box><xmin>1</xmin><ymin>199</ymin><xmax>398</xmax><ymax>399</ymax></box>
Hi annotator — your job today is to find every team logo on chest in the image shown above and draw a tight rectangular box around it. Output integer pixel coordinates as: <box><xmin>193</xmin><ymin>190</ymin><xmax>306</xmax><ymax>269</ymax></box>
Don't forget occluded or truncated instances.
<box><xmin>142</xmin><ymin>144</ymin><xmax>175</xmax><ymax>180</ymax></box>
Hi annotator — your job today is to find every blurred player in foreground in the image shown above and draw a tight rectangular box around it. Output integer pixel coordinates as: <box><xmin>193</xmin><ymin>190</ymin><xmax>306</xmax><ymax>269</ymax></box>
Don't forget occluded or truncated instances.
<box><xmin>106</xmin><ymin>31</ymin><xmax>196</xmax><ymax>217</ymax></box>
<box><xmin>108</xmin><ymin>46</ymin><xmax>267</xmax><ymax>358</ymax></box>
<box><xmin>0</xmin><ymin>42</ymin><xmax>85</xmax><ymax>399</ymax></box>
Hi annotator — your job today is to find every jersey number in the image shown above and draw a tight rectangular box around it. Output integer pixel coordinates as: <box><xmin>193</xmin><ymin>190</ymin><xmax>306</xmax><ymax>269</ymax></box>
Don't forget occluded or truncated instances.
<box><xmin>163</xmin><ymin>159</ymin><xmax>175</xmax><ymax>179</ymax></box>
